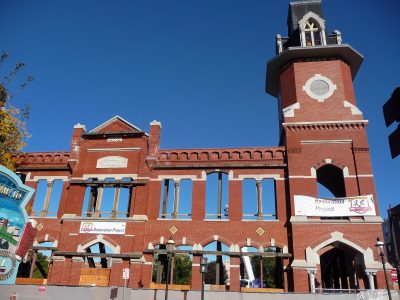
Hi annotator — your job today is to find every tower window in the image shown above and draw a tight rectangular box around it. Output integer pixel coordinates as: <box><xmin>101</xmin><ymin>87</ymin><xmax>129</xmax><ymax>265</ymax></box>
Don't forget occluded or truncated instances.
<box><xmin>304</xmin><ymin>19</ymin><xmax>322</xmax><ymax>46</ymax></box>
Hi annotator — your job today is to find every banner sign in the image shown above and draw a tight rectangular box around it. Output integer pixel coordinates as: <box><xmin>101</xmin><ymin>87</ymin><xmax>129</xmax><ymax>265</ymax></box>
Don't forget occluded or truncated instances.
<box><xmin>0</xmin><ymin>166</ymin><xmax>35</xmax><ymax>284</ymax></box>
<box><xmin>79</xmin><ymin>221</ymin><xmax>126</xmax><ymax>235</ymax></box>
<box><xmin>294</xmin><ymin>195</ymin><xmax>376</xmax><ymax>217</ymax></box>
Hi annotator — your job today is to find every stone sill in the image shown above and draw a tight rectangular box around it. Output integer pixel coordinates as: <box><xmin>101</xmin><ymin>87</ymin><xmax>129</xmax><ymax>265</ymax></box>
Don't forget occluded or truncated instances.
<box><xmin>61</xmin><ymin>214</ymin><xmax>148</xmax><ymax>222</ymax></box>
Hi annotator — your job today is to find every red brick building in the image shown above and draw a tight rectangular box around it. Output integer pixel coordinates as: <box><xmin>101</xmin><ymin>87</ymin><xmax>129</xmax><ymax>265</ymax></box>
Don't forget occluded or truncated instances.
<box><xmin>14</xmin><ymin>0</ymin><xmax>388</xmax><ymax>293</ymax></box>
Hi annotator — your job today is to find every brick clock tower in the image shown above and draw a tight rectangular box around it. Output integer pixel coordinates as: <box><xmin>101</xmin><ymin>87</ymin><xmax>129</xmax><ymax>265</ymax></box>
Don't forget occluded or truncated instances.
<box><xmin>267</xmin><ymin>0</ymin><xmax>386</xmax><ymax>292</ymax></box>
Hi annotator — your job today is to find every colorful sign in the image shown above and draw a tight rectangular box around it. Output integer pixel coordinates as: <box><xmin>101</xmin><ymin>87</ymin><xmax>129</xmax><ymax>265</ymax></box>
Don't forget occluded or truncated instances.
<box><xmin>79</xmin><ymin>221</ymin><xmax>126</xmax><ymax>235</ymax></box>
<box><xmin>0</xmin><ymin>165</ymin><xmax>35</xmax><ymax>284</ymax></box>
<box><xmin>294</xmin><ymin>195</ymin><xmax>376</xmax><ymax>217</ymax></box>
<box><xmin>391</xmin><ymin>269</ymin><xmax>398</xmax><ymax>282</ymax></box>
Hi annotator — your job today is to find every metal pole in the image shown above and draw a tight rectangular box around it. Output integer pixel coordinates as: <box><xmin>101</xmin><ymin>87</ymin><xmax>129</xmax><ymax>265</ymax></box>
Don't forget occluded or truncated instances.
<box><xmin>165</xmin><ymin>253</ymin><xmax>171</xmax><ymax>300</ymax></box>
<box><xmin>201</xmin><ymin>272</ymin><xmax>205</xmax><ymax>300</ymax></box>
<box><xmin>381</xmin><ymin>253</ymin><xmax>392</xmax><ymax>300</ymax></box>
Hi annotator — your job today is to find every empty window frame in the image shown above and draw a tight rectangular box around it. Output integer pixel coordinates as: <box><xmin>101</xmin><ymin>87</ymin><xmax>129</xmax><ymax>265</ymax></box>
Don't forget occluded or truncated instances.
<box><xmin>242</xmin><ymin>178</ymin><xmax>276</xmax><ymax>220</ymax></box>
<box><xmin>152</xmin><ymin>245</ymin><xmax>192</xmax><ymax>285</ymax></box>
<box><xmin>203</xmin><ymin>241</ymin><xmax>229</xmax><ymax>286</ymax></box>
<box><xmin>205</xmin><ymin>172</ymin><xmax>229</xmax><ymax>220</ymax></box>
<box><xmin>17</xmin><ymin>241</ymin><xmax>55</xmax><ymax>280</ymax></box>
<box><xmin>32</xmin><ymin>179</ymin><xmax>63</xmax><ymax>217</ymax></box>
<box><xmin>240</xmin><ymin>246</ymin><xmax>283</xmax><ymax>289</ymax></box>
<box><xmin>83</xmin><ymin>242</ymin><xmax>113</xmax><ymax>269</ymax></box>
<box><xmin>316</xmin><ymin>164</ymin><xmax>346</xmax><ymax>198</ymax></box>
<box><xmin>81</xmin><ymin>177</ymin><xmax>133</xmax><ymax>218</ymax></box>
<box><xmin>316</xmin><ymin>164</ymin><xmax>348</xmax><ymax>220</ymax></box>
<box><xmin>159</xmin><ymin>179</ymin><xmax>192</xmax><ymax>219</ymax></box>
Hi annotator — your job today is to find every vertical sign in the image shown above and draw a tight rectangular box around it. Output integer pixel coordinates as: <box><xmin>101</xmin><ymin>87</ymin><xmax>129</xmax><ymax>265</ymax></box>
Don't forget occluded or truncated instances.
<box><xmin>122</xmin><ymin>268</ymin><xmax>130</xmax><ymax>280</ymax></box>
<box><xmin>0</xmin><ymin>166</ymin><xmax>35</xmax><ymax>284</ymax></box>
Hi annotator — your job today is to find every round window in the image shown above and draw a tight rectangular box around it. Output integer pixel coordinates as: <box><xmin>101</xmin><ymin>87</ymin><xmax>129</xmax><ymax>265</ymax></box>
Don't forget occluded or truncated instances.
<box><xmin>303</xmin><ymin>74</ymin><xmax>337</xmax><ymax>102</ymax></box>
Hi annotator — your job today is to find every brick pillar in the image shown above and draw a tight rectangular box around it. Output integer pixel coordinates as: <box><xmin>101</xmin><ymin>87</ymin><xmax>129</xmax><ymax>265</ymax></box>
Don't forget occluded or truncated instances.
<box><xmin>133</xmin><ymin>183</ymin><xmax>149</xmax><ymax>216</ymax></box>
<box><xmin>292</xmin><ymin>268</ymin><xmax>309</xmax><ymax>292</ymax></box>
<box><xmin>141</xmin><ymin>254</ymin><xmax>154</xmax><ymax>288</ymax></box>
<box><xmin>64</xmin><ymin>185</ymin><xmax>86</xmax><ymax>216</ymax></box>
<box><xmin>283</xmin><ymin>258</ymin><xmax>289</xmax><ymax>292</ymax></box>
<box><xmin>109</xmin><ymin>258</ymin><xmax>124</xmax><ymax>286</ymax></box>
<box><xmin>191</xmin><ymin>181</ymin><xmax>206</xmax><ymax>221</ymax></box>
<box><xmin>275</xmin><ymin>179</ymin><xmax>287</xmax><ymax>220</ymax></box>
<box><xmin>57</xmin><ymin>181</ymin><xmax>70</xmax><ymax>218</ymax></box>
<box><xmin>129</xmin><ymin>258</ymin><xmax>144</xmax><ymax>288</ymax></box>
<box><xmin>229</xmin><ymin>256</ymin><xmax>240</xmax><ymax>292</ymax></box>
<box><xmin>191</xmin><ymin>255</ymin><xmax>202</xmax><ymax>290</ymax></box>
<box><xmin>228</xmin><ymin>180</ymin><xmax>242</xmax><ymax>221</ymax></box>
<box><xmin>60</xmin><ymin>257</ymin><xmax>72</xmax><ymax>285</ymax></box>
<box><xmin>47</xmin><ymin>256</ymin><xmax>65</xmax><ymax>285</ymax></box>
<box><xmin>69</xmin><ymin>257</ymin><xmax>84</xmax><ymax>285</ymax></box>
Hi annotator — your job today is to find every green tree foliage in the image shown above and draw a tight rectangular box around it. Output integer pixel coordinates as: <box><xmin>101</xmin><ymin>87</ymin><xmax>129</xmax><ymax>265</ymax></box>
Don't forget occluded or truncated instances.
<box><xmin>32</xmin><ymin>252</ymin><xmax>49</xmax><ymax>279</ymax></box>
<box><xmin>0</xmin><ymin>51</ymin><xmax>33</xmax><ymax>170</ymax></box>
<box><xmin>172</xmin><ymin>254</ymin><xmax>192</xmax><ymax>284</ymax></box>
<box><xmin>204</xmin><ymin>260</ymin><xmax>228</xmax><ymax>285</ymax></box>
<box><xmin>152</xmin><ymin>254</ymin><xmax>192</xmax><ymax>285</ymax></box>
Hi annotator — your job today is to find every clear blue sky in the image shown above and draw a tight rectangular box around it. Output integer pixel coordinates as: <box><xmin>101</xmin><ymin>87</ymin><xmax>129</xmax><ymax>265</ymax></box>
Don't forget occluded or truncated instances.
<box><xmin>1</xmin><ymin>0</ymin><xmax>399</xmax><ymax>216</ymax></box>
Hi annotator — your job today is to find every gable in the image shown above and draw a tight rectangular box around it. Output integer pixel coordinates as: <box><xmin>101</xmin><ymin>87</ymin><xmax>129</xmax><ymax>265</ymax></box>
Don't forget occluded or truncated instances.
<box><xmin>90</xmin><ymin>116</ymin><xmax>146</xmax><ymax>135</ymax></box>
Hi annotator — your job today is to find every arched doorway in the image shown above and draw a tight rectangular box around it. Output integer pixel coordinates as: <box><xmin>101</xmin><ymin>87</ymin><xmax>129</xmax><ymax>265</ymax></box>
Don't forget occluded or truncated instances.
<box><xmin>317</xmin><ymin>243</ymin><xmax>370</xmax><ymax>291</ymax></box>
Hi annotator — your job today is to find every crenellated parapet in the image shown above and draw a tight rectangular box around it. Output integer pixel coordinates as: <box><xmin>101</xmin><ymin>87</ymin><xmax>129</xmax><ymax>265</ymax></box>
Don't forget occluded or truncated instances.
<box><xmin>14</xmin><ymin>152</ymin><xmax>71</xmax><ymax>170</ymax></box>
<box><xmin>157</xmin><ymin>147</ymin><xmax>286</xmax><ymax>168</ymax></box>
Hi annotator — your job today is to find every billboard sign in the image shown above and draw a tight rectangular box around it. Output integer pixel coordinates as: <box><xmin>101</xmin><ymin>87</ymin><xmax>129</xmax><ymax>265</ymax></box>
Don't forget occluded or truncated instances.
<box><xmin>0</xmin><ymin>165</ymin><xmax>36</xmax><ymax>284</ymax></box>
<box><xmin>294</xmin><ymin>195</ymin><xmax>376</xmax><ymax>217</ymax></box>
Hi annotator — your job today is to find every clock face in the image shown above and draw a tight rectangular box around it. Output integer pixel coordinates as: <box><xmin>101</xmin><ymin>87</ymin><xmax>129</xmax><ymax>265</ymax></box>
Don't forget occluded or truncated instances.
<box><xmin>303</xmin><ymin>74</ymin><xmax>337</xmax><ymax>102</ymax></box>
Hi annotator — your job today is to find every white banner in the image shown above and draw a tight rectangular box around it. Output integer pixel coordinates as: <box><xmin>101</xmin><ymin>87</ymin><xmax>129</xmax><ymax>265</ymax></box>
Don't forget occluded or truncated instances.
<box><xmin>294</xmin><ymin>195</ymin><xmax>376</xmax><ymax>217</ymax></box>
<box><xmin>79</xmin><ymin>221</ymin><xmax>126</xmax><ymax>235</ymax></box>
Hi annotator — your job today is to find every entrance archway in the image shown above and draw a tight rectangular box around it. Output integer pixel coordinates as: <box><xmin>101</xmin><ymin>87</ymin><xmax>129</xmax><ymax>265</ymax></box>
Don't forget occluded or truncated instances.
<box><xmin>320</xmin><ymin>244</ymin><xmax>363</xmax><ymax>289</ymax></box>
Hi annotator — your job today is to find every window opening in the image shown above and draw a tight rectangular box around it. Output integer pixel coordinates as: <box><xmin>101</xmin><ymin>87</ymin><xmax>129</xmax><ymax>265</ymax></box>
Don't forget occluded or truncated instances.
<box><xmin>317</xmin><ymin>164</ymin><xmax>348</xmax><ymax>220</ymax></box>
<box><xmin>316</xmin><ymin>164</ymin><xmax>346</xmax><ymax>198</ymax></box>
<box><xmin>151</xmin><ymin>245</ymin><xmax>192</xmax><ymax>285</ymax></box>
<box><xmin>205</xmin><ymin>172</ymin><xmax>229</xmax><ymax>219</ymax></box>
<box><xmin>242</xmin><ymin>179</ymin><xmax>277</xmax><ymax>220</ymax></box>
<box><xmin>204</xmin><ymin>241</ymin><xmax>229</xmax><ymax>286</ymax></box>
<box><xmin>17</xmin><ymin>241</ymin><xmax>54</xmax><ymax>280</ymax></box>
<box><xmin>46</xmin><ymin>180</ymin><xmax>62</xmax><ymax>217</ymax></box>
<box><xmin>32</xmin><ymin>179</ymin><xmax>62</xmax><ymax>217</ymax></box>
<box><xmin>81</xmin><ymin>177</ymin><xmax>132</xmax><ymax>218</ymax></box>
<box><xmin>83</xmin><ymin>242</ymin><xmax>113</xmax><ymax>269</ymax></box>
<box><xmin>159</xmin><ymin>179</ymin><xmax>192</xmax><ymax>219</ymax></box>
<box><xmin>239</xmin><ymin>246</ymin><xmax>284</xmax><ymax>288</ymax></box>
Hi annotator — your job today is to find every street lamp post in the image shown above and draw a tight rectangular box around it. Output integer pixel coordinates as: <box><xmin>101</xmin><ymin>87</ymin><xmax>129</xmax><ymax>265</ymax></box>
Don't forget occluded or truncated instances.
<box><xmin>165</xmin><ymin>238</ymin><xmax>175</xmax><ymax>300</ymax></box>
<box><xmin>200</xmin><ymin>257</ymin><xmax>208</xmax><ymax>300</ymax></box>
<box><xmin>376</xmin><ymin>238</ymin><xmax>392</xmax><ymax>300</ymax></box>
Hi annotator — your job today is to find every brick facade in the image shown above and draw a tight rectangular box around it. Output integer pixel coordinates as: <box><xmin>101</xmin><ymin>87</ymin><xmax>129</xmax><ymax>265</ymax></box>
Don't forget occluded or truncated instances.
<box><xmin>13</xmin><ymin>0</ymin><xmax>391</xmax><ymax>293</ymax></box>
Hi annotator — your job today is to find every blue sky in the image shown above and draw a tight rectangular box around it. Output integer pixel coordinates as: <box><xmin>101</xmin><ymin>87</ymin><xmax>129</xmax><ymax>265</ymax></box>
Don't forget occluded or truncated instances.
<box><xmin>1</xmin><ymin>0</ymin><xmax>399</xmax><ymax>216</ymax></box>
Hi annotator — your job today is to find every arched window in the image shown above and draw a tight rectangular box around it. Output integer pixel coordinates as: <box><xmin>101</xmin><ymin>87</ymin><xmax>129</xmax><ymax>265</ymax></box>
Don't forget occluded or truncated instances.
<box><xmin>298</xmin><ymin>12</ymin><xmax>326</xmax><ymax>47</ymax></box>
<box><xmin>304</xmin><ymin>19</ymin><xmax>322</xmax><ymax>46</ymax></box>
<box><xmin>316</xmin><ymin>164</ymin><xmax>346</xmax><ymax>198</ymax></box>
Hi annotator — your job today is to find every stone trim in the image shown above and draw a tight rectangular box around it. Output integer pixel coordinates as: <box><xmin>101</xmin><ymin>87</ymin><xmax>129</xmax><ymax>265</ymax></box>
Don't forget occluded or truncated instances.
<box><xmin>283</xmin><ymin>120</ymin><xmax>368</xmax><ymax>131</ymax></box>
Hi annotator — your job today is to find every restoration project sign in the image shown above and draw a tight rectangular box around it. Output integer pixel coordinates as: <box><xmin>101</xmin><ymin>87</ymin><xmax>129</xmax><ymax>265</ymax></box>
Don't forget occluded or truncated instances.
<box><xmin>294</xmin><ymin>195</ymin><xmax>376</xmax><ymax>217</ymax></box>
<box><xmin>79</xmin><ymin>221</ymin><xmax>126</xmax><ymax>235</ymax></box>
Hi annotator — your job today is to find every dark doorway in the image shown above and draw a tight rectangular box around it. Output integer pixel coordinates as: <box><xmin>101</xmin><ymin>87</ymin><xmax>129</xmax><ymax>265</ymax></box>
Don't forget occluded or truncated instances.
<box><xmin>320</xmin><ymin>245</ymin><xmax>360</xmax><ymax>290</ymax></box>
